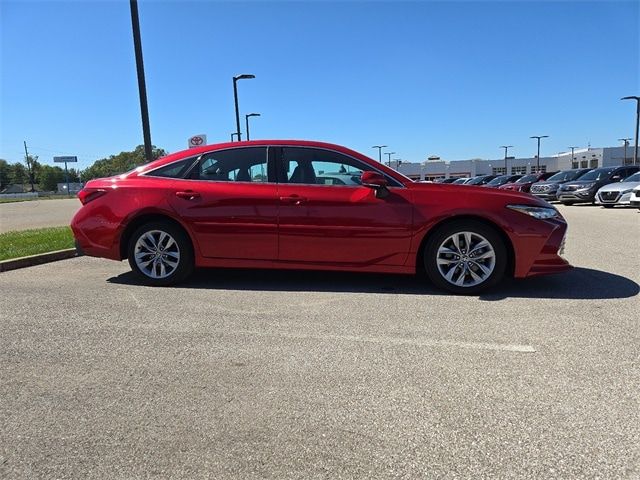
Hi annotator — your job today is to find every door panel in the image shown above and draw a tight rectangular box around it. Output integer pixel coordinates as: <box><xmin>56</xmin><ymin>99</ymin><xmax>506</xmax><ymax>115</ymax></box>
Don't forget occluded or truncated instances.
<box><xmin>168</xmin><ymin>146</ymin><xmax>278</xmax><ymax>260</ymax></box>
<box><xmin>277</xmin><ymin>184</ymin><xmax>413</xmax><ymax>265</ymax></box>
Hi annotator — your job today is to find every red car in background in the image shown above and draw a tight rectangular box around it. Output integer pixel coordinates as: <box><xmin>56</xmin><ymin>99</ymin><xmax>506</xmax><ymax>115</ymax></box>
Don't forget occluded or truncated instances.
<box><xmin>71</xmin><ymin>140</ymin><xmax>571</xmax><ymax>294</ymax></box>
<box><xmin>499</xmin><ymin>171</ymin><xmax>558</xmax><ymax>193</ymax></box>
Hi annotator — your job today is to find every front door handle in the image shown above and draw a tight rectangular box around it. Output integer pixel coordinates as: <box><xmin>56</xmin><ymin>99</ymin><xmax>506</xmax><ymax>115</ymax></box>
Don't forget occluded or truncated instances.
<box><xmin>175</xmin><ymin>190</ymin><xmax>201</xmax><ymax>200</ymax></box>
<box><xmin>279</xmin><ymin>195</ymin><xmax>307</xmax><ymax>205</ymax></box>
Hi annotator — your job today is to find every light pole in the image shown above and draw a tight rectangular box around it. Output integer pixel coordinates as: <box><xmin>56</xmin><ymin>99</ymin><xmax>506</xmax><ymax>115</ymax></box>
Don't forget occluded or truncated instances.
<box><xmin>618</xmin><ymin>138</ymin><xmax>632</xmax><ymax>164</ymax></box>
<box><xmin>621</xmin><ymin>96</ymin><xmax>640</xmax><ymax>165</ymax></box>
<box><xmin>233</xmin><ymin>74</ymin><xmax>255</xmax><ymax>141</ymax></box>
<box><xmin>500</xmin><ymin>145</ymin><xmax>513</xmax><ymax>174</ymax></box>
<box><xmin>245</xmin><ymin>113</ymin><xmax>260</xmax><ymax>141</ymax></box>
<box><xmin>530</xmin><ymin>135</ymin><xmax>549</xmax><ymax>173</ymax></box>
<box><xmin>129</xmin><ymin>0</ymin><xmax>153</xmax><ymax>162</ymax></box>
<box><xmin>568</xmin><ymin>146</ymin><xmax>579</xmax><ymax>167</ymax></box>
<box><xmin>372</xmin><ymin>145</ymin><xmax>387</xmax><ymax>162</ymax></box>
<box><xmin>393</xmin><ymin>158</ymin><xmax>402</xmax><ymax>170</ymax></box>
<box><xmin>230</xmin><ymin>132</ymin><xmax>239</xmax><ymax>142</ymax></box>
<box><xmin>385</xmin><ymin>151</ymin><xmax>395</xmax><ymax>167</ymax></box>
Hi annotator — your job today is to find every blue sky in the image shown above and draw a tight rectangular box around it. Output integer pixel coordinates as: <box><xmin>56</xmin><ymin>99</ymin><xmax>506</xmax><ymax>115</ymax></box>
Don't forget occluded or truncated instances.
<box><xmin>1</xmin><ymin>0</ymin><xmax>638</xmax><ymax>169</ymax></box>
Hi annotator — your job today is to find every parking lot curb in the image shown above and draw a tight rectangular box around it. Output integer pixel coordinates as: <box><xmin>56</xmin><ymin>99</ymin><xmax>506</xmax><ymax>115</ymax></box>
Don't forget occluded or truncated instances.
<box><xmin>0</xmin><ymin>248</ymin><xmax>79</xmax><ymax>273</ymax></box>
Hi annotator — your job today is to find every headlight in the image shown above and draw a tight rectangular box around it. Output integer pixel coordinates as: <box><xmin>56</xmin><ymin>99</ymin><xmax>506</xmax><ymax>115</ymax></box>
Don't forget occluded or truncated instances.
<box><xmin>622</xmin><ymin>189</ymin><xmax>633</xmax><ymax>194</ymax></box>
<box><xmin>578</xmin><ymin>183</ymin><xmax>594</xmax><ymax>190</ymax></box>
<box><xmin>507</xmin><ymin>204</ymin><xmax>558</xmax><ymax>219</ymax></box>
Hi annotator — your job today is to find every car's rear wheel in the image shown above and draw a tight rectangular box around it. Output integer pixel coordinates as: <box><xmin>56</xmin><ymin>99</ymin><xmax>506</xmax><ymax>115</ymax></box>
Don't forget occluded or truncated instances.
<box><xmin>127</xmin><ymin>221</ymin><xmax>194</xmax><ymax>286</ymax></box>
<box><xmin>424</xmin><ymin>220</ymin><xmax>507</xmax><ymax>295</ymax></box>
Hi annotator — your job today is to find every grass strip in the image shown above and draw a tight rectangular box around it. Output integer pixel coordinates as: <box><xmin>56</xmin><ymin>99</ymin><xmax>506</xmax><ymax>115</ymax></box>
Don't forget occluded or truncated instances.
<box><xmin>0</xmin><ymin>226</ymin><xmax>75</xmax><ymax>261</ymax></box>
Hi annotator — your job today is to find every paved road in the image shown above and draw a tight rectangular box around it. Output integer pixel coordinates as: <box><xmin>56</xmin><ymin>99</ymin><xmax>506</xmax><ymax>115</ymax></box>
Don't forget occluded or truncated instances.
<box><xmin>0</xmin><ymin>205</ymin><xmax>639</xmax><ymax>478</ymax></box>
<box><xmin>0</xmin><ymin>198</ymin><xmax>80</xmax><ymax>233</ymax></box>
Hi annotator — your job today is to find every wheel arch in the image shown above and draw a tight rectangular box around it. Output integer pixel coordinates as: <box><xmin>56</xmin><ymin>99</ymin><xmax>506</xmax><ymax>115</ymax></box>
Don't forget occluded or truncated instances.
<box><xmin>119</xmin><ymin>213</ymin><xmax>195</xmax><ymax>260</ymax></box>
<box><xmin>415</xmin><ymin>215</ymin><xmax>515</xmax><ymax>277</ymax></box>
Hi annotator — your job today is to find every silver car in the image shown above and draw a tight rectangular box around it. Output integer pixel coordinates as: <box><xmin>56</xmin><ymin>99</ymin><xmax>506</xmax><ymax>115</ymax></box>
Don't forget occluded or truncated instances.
<box><xmin>595</xmin><ymin>171</ymin><xmax>640</xmax><ymax>207</ymax></box>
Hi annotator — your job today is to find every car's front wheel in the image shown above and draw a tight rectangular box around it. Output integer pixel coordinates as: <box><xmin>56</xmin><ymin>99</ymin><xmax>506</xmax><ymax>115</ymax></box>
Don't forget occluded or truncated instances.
<box><xmin>127</xmin><ymin>221</ymin><xmax>194</xmax><ymax>286</ymax></box>
<box><xmin>424</xmin><ymin>220</ymin><xmax>507</xmax><ymax>295</ymax></box>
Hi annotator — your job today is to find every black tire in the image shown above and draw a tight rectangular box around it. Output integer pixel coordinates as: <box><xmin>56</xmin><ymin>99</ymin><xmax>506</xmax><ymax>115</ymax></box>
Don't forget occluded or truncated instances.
<box><xmin>602</xmin><ymin>204</ymin><xmax>614</xmax><ymax>209</ymax></box>
<box><xmin>561</xmin><ymin>201</ymin><xmax>575</xmax><ymax>206</ymax></box>
<box><xmin>423</xmin><ymin>220</ymin><xmax>507</xmax><ymax>295</ymax></box>
<box><xmin>127</xmin><ymin>221</ymin><xmax>194</xmax><ymax>286</ymax></box>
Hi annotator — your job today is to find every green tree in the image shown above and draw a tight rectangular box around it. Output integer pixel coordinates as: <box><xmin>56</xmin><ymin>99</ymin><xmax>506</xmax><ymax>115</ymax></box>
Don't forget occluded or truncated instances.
<box><xmin>82</xmin><ymin>145</ymin><xmax>166</xmax><ymax>181</ymax></box>
<box><xmin>10</xmin><ymin>163</ymin><xmax>27</xmax><ymax>185</ymax></box>
<box><xmin>38</xmin><ymin>165</ymin><xmax>65</xmax><ymax>191</ymax></box>
<box><xmin>0</xmin><ymin>159</ymin><xmax>10</xmax><ymax>190</ymax></box>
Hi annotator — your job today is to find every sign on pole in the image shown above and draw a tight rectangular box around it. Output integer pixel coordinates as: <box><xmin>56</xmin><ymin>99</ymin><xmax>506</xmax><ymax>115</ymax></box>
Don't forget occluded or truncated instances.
<box><xmin>53</xmin><ymin>156</ymin><xmax>78</xmax><ymax>163</ymax></box>
<box><xmin>188</xmin><ymin>134</ymin><xmax>207</xmax><ymax>148</ymax></box>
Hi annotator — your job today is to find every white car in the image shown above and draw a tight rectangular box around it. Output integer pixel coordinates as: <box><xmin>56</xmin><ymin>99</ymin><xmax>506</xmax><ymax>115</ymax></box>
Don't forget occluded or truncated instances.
<box><xmin>595</xmin><ymin>171</ymin><xmax>640</xmax><ymax>207</ymax></box>
<box><xmin>630</xmin><ymin>185</ymin><xmax>640</xmax><ymax>209</ymax></box>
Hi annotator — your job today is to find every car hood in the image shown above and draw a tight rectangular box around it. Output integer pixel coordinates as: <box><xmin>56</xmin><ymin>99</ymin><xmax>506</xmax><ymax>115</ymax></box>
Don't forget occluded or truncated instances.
<box><xmin>597</xmin><ymin>181</ymin><xmax>640</xmax><ymax>192</ymax></box>
<box><xmin>561</xmin><ymin>180</ymin><xmax>602</xmax><ymax>188</ymax></box>
<box><xmin>407</xmin><ymin>182</ymin><xmax>553</xmax><ymax>207</ymax></box>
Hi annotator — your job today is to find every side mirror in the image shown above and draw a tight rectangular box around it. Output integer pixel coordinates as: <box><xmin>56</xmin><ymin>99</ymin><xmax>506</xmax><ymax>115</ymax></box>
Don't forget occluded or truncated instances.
<box><xmin>611</xmin><ymin>175</ymin><xmax>622</xmax><ymax>181</ymax></box>
<box><xmin>361</xmin><ymin>171</ymin><xmax>389</xmax><ymax>198</ymax></box>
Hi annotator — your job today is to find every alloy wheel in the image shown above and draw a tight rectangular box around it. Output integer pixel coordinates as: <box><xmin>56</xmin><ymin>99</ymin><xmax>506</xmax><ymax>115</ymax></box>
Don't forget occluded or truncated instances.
<box><xmin>436</xmin><ymin>231</ymin><xmax>496</xmax><ymax>287</ymax></box>
<box><xmin>133</xmin><ymin>230</ymin><xmax>181</xmax><ymax>279</ymax></box>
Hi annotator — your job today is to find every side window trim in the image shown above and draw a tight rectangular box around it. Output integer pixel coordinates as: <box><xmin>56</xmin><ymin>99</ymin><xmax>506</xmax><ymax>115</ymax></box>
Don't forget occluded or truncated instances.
<box><xmin>189</xmin><ymin>146</ymin><xmax>274</xmax><ymax>183</ymax></box>
<box><xmin>143</xmin><ymin>155</ymin><xmax>200</xmax><ymax>179</ymax></box>
<box><xmin>276</xmin><ymin>145</ymin><xmax>404</xmax><ymax>188</ymax></box>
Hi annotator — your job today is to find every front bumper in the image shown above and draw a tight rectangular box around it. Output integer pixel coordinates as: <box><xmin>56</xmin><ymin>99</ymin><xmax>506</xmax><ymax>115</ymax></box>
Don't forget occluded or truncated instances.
<box><xmin>531</xmin><ymin>191</ymin><xmax>558</xmax><ymax>201</ymax></box>
<box><xmin>596</xmin><ymin>191</ymin><xmax>633</xmax><ymax>205</ymax></box>
<box><xmin>557</xmin><ymin>190</ymin><xmax>595</xmax><ymax>203</ymax></box>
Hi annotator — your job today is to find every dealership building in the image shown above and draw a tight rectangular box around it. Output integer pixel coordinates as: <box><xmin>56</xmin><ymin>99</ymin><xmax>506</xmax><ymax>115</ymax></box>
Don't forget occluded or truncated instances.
<box><xmin>394</xmin><ymin>145</ymin><xmax>637</xmax><ymax>181</ymax></box>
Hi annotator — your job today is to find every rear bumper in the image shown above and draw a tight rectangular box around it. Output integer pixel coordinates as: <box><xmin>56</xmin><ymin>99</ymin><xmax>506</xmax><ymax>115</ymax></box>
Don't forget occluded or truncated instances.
<box><xmin>70</xmin><ymin>212</ymin><xmax>121</xmax><ymax>261</ymax></box>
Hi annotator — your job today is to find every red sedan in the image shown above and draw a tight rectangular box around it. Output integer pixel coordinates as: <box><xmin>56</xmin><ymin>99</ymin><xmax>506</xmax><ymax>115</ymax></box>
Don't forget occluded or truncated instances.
<box><xmin>71</xmin><ymin>140</ymin><xmax>571</xmax><ymax>294</ymax></box>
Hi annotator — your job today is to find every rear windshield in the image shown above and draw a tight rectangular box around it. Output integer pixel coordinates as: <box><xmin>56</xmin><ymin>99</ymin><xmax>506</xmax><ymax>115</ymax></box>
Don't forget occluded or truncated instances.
<box><xmin>578</xmin><ymin>168</ymin><xmax>616</xmax><ymax>181</ymax></box>
<box><xmin>516</xmin><ymin>174</ymin><xmax>538</xmax><ymax>183</ymax></box>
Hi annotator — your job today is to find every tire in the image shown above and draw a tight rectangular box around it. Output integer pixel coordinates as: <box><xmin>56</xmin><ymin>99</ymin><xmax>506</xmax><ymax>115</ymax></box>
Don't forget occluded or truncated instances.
<box><xmin>602</xmin><ymin>205</ymin><xmax>614</xmax><ymax>209</ymax></box>
<box><xmin>561</xmin><ymin>201</ymin><xmax>575</xmax><ymax>206</ymax></box>
<box><xmin>127</xmin><ymin>221</ymin><xmax>194</xmax><ymax>286</ymax></box>
<box><xmin>423</xmin><ymin>220</ymin><xmax>507</xmax><ymax>295</ymax></box>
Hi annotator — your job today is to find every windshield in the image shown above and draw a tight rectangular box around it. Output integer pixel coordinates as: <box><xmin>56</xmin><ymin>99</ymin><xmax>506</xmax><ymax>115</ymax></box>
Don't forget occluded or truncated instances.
<box><xmin>623</xmin><ymin>172</ymin><xmax>640</xmax><ymax>182</ymax></box>
<box><xmin>578</xmin><ymin>168</ymin><xmax>615</xmax><ymax>181</ymax></box>
<box><xmin>547</xmin><ymin>169</ymin><xmax>584</xmax><ymax>182</ymax></box>
<box><xmin>487</xmin><ymin>175</ymin><xmax>509</xmax><ymax>186</ymax></box>
<box><xmin>468</xmin><ymin>176</ymin><xmax>490</xmax><ymax>185</ymax></box>
<box><xmin>453</xmin><ymin>178</ymin><xmax>468</xmax><ymax>184</ymax></box>
<box><xmin>516</xmin><ymin>174</ymin><xmax>538</xmax><ymax>183</ymax></box>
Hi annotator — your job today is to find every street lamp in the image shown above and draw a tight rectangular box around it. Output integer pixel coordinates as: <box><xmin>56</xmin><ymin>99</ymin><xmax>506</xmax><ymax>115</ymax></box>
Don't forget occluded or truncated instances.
<box><xmin>568</xmin><ymin>146</ymin><xmax>580</xmax><ymax>167</ymax></box>
<box><xmin>393</xmin><ymin>158</ymin><xmax>402</xmax><ymax>170</ymax></box>
<box><xmin>618</xmin><ymin>138</ymin><xmax>632</xmax><ymax>164</ymax></box>
<box><xmin>230</xmin><ymin>132</ymin><xmax>239</xmax><ymax>142</ymax></box>
<box><xmin>372</xmin><ymin>145</ymin><xmax>387</xmax><ymax>162</ymax></box>
<box><xmin>530</xmin><ymin>135</ymin><xmax>549</xmax><ymax>173</ymax></box>
<box><xmin>233</xmin><ymin>74</ymin><xmax>255</xmax><ymax>141</ymax></box>
<box><xmin>500</xmin><ymin>145</ymin><xmax>513</xmax><ymax>174</ymax></box>
<box><xmin>621</xmin><ymin>96</ymin><xmax>640</xmax><ymax>165</ymax></box>
<box><xmin>245</xmin><ymin>113</ymin><xmax>261</xmax><ymax>141</ymax></box>
<box><xmin>385</xmin><ymin>151</ymin><xmax>395</xmax><ymax>167</ymax></box>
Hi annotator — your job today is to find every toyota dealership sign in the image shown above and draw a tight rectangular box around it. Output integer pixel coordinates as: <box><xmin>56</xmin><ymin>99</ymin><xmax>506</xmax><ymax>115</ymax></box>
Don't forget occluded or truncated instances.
<box><xmin>188</xmin><ymin>134</ymin><xmax>207</xmax><ymax>148</ymax></box>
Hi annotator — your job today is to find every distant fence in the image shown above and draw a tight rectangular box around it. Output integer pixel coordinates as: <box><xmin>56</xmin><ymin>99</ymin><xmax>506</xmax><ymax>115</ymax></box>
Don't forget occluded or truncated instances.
<box><xmin>0</xmin><ymin>192</ymin><xmax>39</xmax><ymax>200</ymax></box>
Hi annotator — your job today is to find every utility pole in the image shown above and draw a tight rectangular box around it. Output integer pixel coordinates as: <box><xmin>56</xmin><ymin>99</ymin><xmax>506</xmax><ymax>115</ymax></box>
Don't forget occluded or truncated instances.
<box><xmin>130</xmin><ymin>0</ymin><xmax>153</xmax><ymax>163</ymax></box>
<box><xmin>621</xmin><ymin>96</ymin><xmax>640</xmax><ymax>165</ymax></box>
<box><xmin>617</xmin><ymin>138</ymin><xmax>631</xmax><ymax>165</ymax></box>
<box><xmin>23</xmin><ymin>141</ymin><xmax>35</xmax><ymax>192</ymax></box>
<box><xmin>385</xmin><ymin>151</ymin><xmax>395</xmax><ymax>167</ymax></box>
<box><xmin>372</xmin><ymin>145</ymin><xmax>387</xmax><ymax>162</ymax></box>
<box><xmin>500</xmin><ymin>145</ymin><xmax>513</xmax><ymax>174</ymax></box>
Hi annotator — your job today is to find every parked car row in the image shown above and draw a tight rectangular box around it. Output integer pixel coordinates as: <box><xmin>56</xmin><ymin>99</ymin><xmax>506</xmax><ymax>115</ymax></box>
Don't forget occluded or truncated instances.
<box><xmin>436</xmin><ymin>165</ymin><xmax>640</xmax><ymax>208</ymax></box>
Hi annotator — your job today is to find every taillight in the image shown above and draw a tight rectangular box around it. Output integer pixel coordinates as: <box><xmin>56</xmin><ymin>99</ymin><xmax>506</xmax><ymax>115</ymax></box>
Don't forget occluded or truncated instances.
<box><xmin>78</xmin><ymin>188</ymin><xmax>107</xmax><ymax>205</ymax></box>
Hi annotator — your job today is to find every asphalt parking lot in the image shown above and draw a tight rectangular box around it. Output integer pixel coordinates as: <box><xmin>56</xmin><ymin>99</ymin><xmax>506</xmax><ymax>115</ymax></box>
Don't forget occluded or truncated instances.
<box><xmin>0</xmin><ymin>198</ymin><xmax>80</xmax><ymax>233</ymax></box>
<box><xmin>1</xmin><ymin>205</ymin><xmax>638</xmax><ymax>479</ymax></box>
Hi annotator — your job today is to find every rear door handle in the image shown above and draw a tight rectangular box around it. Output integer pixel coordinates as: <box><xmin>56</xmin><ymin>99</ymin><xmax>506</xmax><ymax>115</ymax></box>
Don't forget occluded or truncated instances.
<box><xmin>279</xmin><ymin>195</ymin><xmax>307</xmax><ymax>205</ymax></box>
<box><xmin>175</xmin><ymin>190</ymin><xmax>201</xmax><ymax>200</ymax></box>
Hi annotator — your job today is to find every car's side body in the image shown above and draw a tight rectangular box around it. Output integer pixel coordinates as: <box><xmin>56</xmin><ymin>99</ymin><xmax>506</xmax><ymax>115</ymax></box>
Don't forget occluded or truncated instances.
<box><xmin>71</xmin><ymin>140</ymin><xmax>570</xmax><ymax>285</ymax></box>
<box><xmin>630</xmin><ymin>187</ymin><xmax>640</xmax><ymax>208</ymax></box>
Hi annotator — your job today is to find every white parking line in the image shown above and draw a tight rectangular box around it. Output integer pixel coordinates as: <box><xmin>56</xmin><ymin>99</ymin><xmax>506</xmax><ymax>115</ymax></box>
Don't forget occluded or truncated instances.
<box><xmin>228</xmin><ymin>330</ymin><xmax>536</xmax><ymax>353</ymax></box>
